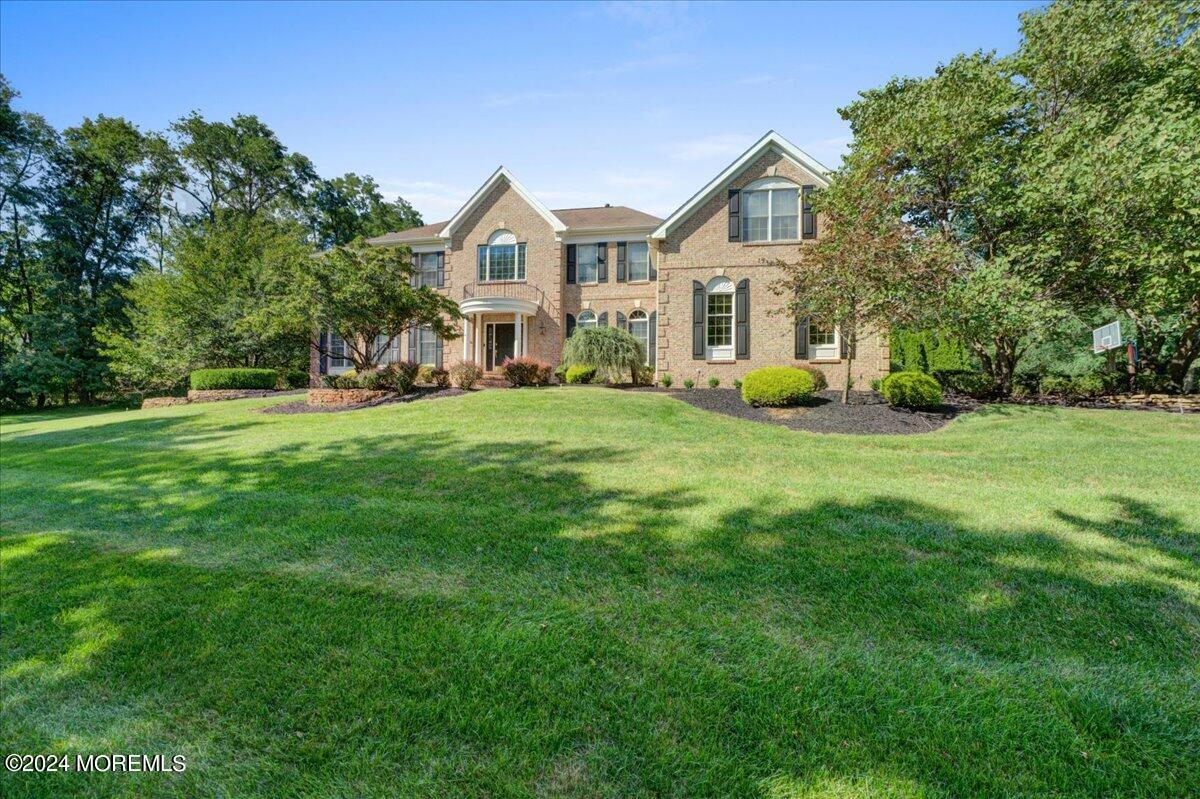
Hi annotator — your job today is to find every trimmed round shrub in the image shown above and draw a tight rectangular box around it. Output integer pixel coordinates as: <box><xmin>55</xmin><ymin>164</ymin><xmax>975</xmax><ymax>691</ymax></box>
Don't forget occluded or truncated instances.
<box><xmin>279</xmin><ymin>369</ymin><xmax>310</xmax><ymax>390</ymax></box>
<box><xmin>708</xmin><ymin>376</ymin><xmax>720</xmax><ymax>388</ymax></box>
<box><xmin>357</xmin><ymin>368</ymin><xmax>392</xmax><ymax>391</ymax></box>
<box><xmin>565</xmin><ymin>364</ymin><xmax>597</xmax><ymax>384</ymax></box>
<box><xmin>502</xmin><ymin>356</ymin><xmax>552</xmax><ymax>387</ymax></box>
<box><xmin>661</xmin><ymin>373</ymin><xmax>673</xmax><ymax>388</ymax></box>
<box><xmin>190</xmin><ymin>368</ymin><xmax>278</xmax><ymax>391</ymax></box>
<box><xmin>794</xmin><ymin>364</ymin><xmax>828</xmax><ymax>392</ymax></box>
<box><xmin>386</xmin><ymin>360</ymin><xmax>420</xmax><ymax>394</ymax></box>
<box><xmin>741</xmin><ymin>366</ymin><xmax>815</xmax><ymax>407</ymax></box>
<box><xmin>880</xmin><ymin>372</ymin><xmax>943</xmax><ymax>408</ymax></box>
<box><xmin>450</xmin><ymin>360</ymin><xmax>483</xmax><ymax>390</ymax></box>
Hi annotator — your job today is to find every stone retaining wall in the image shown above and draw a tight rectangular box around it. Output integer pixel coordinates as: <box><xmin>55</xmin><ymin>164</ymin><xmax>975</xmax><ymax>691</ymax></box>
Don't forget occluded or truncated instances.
<box><xmin>187</xmin><ymin>389</ymin><xmax>278</xmax><ymax>403</ymax></box>
<box><xmin>306</xmin><ymin>388</ymin><xmax>394</xmax><ymax>406</ymax></box>
<box><xmin>141</xmin><ymin>397</ymin><xmax>191</xmax><ymax>409</ymax></box>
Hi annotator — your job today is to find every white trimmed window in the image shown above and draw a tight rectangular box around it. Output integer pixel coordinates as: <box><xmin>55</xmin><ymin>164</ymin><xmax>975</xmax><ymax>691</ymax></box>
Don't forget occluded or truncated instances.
<box><xmin>706</xmin><ymin>276</ymin><xmax>734</xmax><ymax>360</ymax></box>
<box><xmin>478</xmin><ymin>229</ymin><xmax>526</xmax><ymax>282</ymax></box>
<box><xmin>741</xmin><ymin>178</ymin><xmax>800</xmax><ymax>242</ymax></box>
<box><xmin>809</xmin><ymin>321</ymin><xmax>839</xmax><ymax>360</ymax></box>
<box><xmin>417</xmin><ymin>252</ymin><xmax>440</xmax><ymax>287</ymax></box>
<box><xmin>628</xmin><ymin>309</ymin><xmax>650</xmax><ymax>364</ymax></box>
<box><xmin>417</xmin><ymin>325</ymin><xmax>439</xmax><ymax>365</ymax></box>
<box><xmin>330</xmin><ymin>332</ymin><xmax>350</xmax><ymax>369</ymax></box>
<box><xmin>576</xmin><ymin>310</ymin><xmax>597</xmax><ymax>330</ymax></box>
<box><xmin>627</xmin><ymin>242</ymin><xmax>650</xmax><ymax>281</ymax></box>
<box><xmin>576</xmin><ymin>244</ymin><xmax>599</xmax><ymax>284</ymax></box>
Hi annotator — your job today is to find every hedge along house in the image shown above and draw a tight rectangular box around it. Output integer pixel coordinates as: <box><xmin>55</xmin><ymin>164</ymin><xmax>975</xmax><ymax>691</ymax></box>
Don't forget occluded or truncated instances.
<box><xmin>310</xmin><ymin>131</ymin><xmax>890</xmax><ymax>389</ymax></box>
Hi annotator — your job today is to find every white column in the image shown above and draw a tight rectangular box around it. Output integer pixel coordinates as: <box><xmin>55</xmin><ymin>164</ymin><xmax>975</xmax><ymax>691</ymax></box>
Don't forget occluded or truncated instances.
<box><xmin>514</xmin><ymin>313</ymin><xmax>523</xmax><ymax>358</ymax></box>
<box><xmin>522</xmin><ymin>314</ymin><xmax>529</xmax><ymax>357</ymax></box>
<box><xmin>474</xmin><ymin>315</ymin><xmax>483</xmax><ymax>364</ymax></box>
<box><xmin>462</xmin><ymin>316</ymin><xmax>472</xmax><ymax>361</ymax></box>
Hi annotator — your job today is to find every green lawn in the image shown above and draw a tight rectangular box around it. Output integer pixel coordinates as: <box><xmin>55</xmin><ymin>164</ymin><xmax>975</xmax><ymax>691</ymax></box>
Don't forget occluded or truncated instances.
<box><xmin>2</xmin><ymin>390</ymin><xmax>1197</xmax><ymax>798</ymax></box>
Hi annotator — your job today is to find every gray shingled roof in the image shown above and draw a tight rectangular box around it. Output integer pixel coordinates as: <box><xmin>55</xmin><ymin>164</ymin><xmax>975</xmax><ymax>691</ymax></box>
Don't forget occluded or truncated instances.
<box><xmin>366</xmin><ymin>205</ymin><xmax>662</xmax><ymax>245</ymax></box>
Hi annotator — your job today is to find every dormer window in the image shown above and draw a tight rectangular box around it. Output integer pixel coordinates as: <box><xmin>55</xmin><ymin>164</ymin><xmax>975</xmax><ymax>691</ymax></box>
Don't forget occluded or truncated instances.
<box><xmin>741</xmin><ymin>178</ymin><xmax>799</xmax><ymax>242</ymax></box>
<box><xmin>477</xmin><ymin>229</ymin><xmax>526</xmax><ymax>282</ymax></box>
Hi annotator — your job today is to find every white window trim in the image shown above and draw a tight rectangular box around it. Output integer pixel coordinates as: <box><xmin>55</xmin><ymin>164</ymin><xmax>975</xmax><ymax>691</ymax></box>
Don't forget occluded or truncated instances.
<box><xmin>576</xmin><ymin>243</ymin><xmax>600</xmax><ymax>285</ymax></box>
<box><xmin>626</xmin><ymin>241</ymin><xmax>650</xmax><ymax>282</ymax></box>
<box><xmin>809</xmin><ymin>324</ymin><xmax>840</xmax><ymax>360</ymax></box>
<box><xmin>742</xmin><ymin>178</ymin><xmax>800</xmax><ymax>243</ymax></box>
<box><xmin>479</xmin><ymin>231</ymin><xmax>527</xmax><ymax>283</ymax></box>
<box><xmin>705</xmin><ymin>277</ymin><xmax>735</xmax><ymax>361</ymax></box>
<box><xmin>628</xmin><ymin>309</ymin><xmax>650</xmax><ymax>365</ymax></box>
<box><xmin>576</xmin><ymin>310</ymin><xmax>597</xmax><ymax>330</ymax></box>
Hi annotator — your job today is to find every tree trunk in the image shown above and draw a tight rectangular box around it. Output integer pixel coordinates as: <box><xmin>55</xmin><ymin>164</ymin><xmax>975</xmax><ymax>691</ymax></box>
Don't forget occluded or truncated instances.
<box><xmin>841</xmin><ymin>334</ymin><xmax>856</xmax><ymax>404</ymax></box>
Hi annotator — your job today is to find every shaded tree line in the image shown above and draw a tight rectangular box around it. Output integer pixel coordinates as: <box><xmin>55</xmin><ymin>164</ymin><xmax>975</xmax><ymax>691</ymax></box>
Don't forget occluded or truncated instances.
<box><xmin>0</xmin><ymin>76</ymin><xmax>422</xmax><ymax>405</ymax></box>
<box><xmin>775</xmin><ymin>0</ymin><xmax>1198</xmax><ymax>395</ymax></box>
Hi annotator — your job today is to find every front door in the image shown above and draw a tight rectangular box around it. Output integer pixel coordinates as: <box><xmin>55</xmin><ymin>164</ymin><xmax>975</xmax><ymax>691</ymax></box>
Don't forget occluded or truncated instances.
<box><xmin>486</xmin><ymin>323</ymin><xmax>515</xmax><ymax>371</ymax></box>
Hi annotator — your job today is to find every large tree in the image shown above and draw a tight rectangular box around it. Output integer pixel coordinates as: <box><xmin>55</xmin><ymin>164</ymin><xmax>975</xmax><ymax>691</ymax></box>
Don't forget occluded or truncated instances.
<box><xmin>306</xmin><ymin>173</ymin><xmax>422</xmax><ymax>249</ymax></box>
<box><xmin>26</xmin><ymin>115</ymin><xmax>179</xmax><ymax>403</ymax></box>
<box><xmin>100</xmin><ymin>212</ymin><xmax>313</xmax><ymax>392</ymax></box>
<box><xmin>297</xmin><ymin>240</ymin><xmax>460</xmax><ymax>372</ymax></box>
<box><xmin>772</xmin><ymin>151</ymin><xmax>950</xmax><ymax>402</ymax></box>
<box><xmin>170</xmin><ymin>112</ymin><xmax>316</xmax><ymax>222</ymax></box>
<box><xmin>1016</xmin><ymin>0</ymin><xmax>1200</xmax><ymax>390</ymax></box>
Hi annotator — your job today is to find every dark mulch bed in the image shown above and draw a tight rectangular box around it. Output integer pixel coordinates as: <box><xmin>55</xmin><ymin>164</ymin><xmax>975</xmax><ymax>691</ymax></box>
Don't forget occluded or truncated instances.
<box><xmin>644</xmin><ymin>387</ymin><xmax>970</xmax><ymax>435</ymax></box>
<box><xmin>260</xmin><ymin>386</ymin><xmax>466</xmax><ymax>414</ymax></box>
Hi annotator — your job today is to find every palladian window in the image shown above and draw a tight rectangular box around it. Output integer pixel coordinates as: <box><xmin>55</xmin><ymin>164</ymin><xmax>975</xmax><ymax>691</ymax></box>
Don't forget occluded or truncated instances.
<box><xmin>705</xmin><ymin>276</ymin><xmax>734</xmax><ymax>360</ymax></box>
<box><xmin>628</xmin><ymin>309</ymin><xmax>650</xmax><ymax>364</ymax></box>
<box><xmin>741</xmin><ymin>178</ymin><xmax>800</xmax><ymax>242</ymax></box>
<box><xmin>478</xmin><ymin>229</ymin><xmax>526</xmax><ymax>282</ymax></box>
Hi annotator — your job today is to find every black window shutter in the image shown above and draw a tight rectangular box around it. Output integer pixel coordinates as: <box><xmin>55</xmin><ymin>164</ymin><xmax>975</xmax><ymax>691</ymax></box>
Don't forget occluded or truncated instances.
<box><xmin>565</xmin><ymin>313</ymin><xmax>575</xmax><ymax>338</ymax></box>
<box><xmin>408</xmin><ymin>326</ymin><xmax>418</xmax><ymax>362</ymax></box>
<box><xmin>410</xmin><ymin>256</ymin><xmax>419</xmax><ymax>288</ymax></box>
<box><xmin>566</xmin><ymin>244</ymin><xmax>577</xmax><ymax>284</ymax></box>
<box><xmin>318</xmin><ymin>331</ymin><xmax>329</xmax><ymax>375</ymax></box>
<box><xmin>648</xmin><ymin>311</ymin><xmax>657</xmax><ymax>366</ymax></box>
<box><xmin>477</xmin><ymin>245</ymin><xmax>488</xmax><ymax>281</ymax></box>
<box><xmin>648</xmin><ymin>246</ymin><xmax>657</xmax><ymax>280</ymax></box>
<box><xmin>794</xmin><ymin>316</ymin><xmax>810</xmax><ymax>359</ymax></box>
<box><xmin>597</xmin><ymin>242</ymin><xmax>608</xmax><ymax>282</ymax></box>
<box><xmin>735</xmin><ymin>278</ymin><xmax>750</xmax><ymax>360</ymax></box>
<box><xmin>616</xmin><ymin>242</ymin><xmax>627</xmax><ymax>282</ymax></box>
<box><xmin>436</xmin><ymin>251</ymin><xmax>445</xmax><ymax>288</ymax></box>
<box><xmin>692</xmin><ymin>280</ymin><xmax>705</xmax><ymax>359</ymax></box>
<box><xmin>436</xmin><ymin>336</ymin><xmax>444</xmax><ymax>368</ymax></box>
<box><xmin>728</xmin><ymin>189</ymin><xmax>741</xmax><ymax>242</ymax></box>
<box><xmin>616</xmin><ymin>311</ymin><xmax>626</xmax><ymax>330</ymax></box>
<box><xmin>598</xmin><ymin>311</ymin><xmax>608</xmax><ymax>327</ymax></box>
<box><xmin>840</xmin><ymin>327</ymin><xmax>849</xmax><ymax>359</ymax></box>
<box><xmin>802</xmin><ymin>185</ymin><xmax>816</xmax><ymax>239</ymax></box>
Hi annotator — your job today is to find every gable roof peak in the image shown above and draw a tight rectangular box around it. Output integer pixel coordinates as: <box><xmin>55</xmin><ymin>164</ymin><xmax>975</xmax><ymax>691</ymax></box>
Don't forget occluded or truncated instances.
<box><xmin>438</xmin><ymin>166</ymin><xmax>565</xmax><ymax>238</ymax></box>
<box><xmin>651</xmin><ymin>130</ymin><xmax>832</xmax><ymax>239</ymax></box>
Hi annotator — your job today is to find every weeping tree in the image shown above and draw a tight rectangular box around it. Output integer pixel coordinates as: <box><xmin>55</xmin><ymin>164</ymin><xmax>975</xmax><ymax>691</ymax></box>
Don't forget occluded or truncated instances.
<box><xmin>561</xmin><ymin>326</ymin><xmax>644</xmax><ymax>384</ymax></box>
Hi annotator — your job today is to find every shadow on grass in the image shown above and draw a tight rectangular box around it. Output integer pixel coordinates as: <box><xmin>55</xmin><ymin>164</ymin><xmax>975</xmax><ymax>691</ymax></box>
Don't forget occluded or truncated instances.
<box><xmin>2</xmin><ymin>415</ymin><xmax>1198</xmax><ymax>797</ymax></box>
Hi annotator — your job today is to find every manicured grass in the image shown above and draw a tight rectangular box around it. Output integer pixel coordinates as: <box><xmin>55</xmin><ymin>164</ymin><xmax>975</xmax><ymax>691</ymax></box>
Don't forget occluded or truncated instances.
<box><xmin>2</xmin><ymin>390</ymin><xmax>1198</xmax><ymax>798</ymax></box>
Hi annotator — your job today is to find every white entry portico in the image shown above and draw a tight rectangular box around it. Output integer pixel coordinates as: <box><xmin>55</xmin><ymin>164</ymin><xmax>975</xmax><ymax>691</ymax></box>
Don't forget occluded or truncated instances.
<box><xmin>459</xmin><ymin>295</ymin><xmax>540</xmax><ymax>371</ymax></box>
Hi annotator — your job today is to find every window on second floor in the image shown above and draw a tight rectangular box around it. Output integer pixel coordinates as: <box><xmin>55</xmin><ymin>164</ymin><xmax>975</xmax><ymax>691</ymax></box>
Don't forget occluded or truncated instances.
<box><xmin>478</xmin><ymin>229</ymin><xmax>526</xmax><ymax>282</ymax></box>
<box><xmin>627</xmin><ymin>241</ymin><xmax>650</xmax><ymax>281</ymax></box>
<box><xmin>417</xmin><ymin>252</ymin><xmax>440</xmax><ymax>287</ymax></box>
<box><xmin>741</xmin><ymin>178</ymin><xmax>800</xmax><ymax>242</ymax></box>
<box><xmin>576</xmin><ymin>244</ymin><xmax>599</xmax><ymax>284</ymax></box>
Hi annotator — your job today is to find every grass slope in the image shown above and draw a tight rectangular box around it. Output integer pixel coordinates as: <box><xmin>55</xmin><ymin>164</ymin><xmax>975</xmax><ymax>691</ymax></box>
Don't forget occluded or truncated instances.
<box><xmin>2</xmin><ymin>390</ymin><xmax>1198</xmax><ymax>798</ymax></box>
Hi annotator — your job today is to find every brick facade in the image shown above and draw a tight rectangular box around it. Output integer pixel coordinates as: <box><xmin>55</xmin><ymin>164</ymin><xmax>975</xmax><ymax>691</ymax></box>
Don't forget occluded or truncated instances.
<box><xmin>312</xmin><ymin>134</ymin><xmax>891</xmax><ymax>391</ymax></box>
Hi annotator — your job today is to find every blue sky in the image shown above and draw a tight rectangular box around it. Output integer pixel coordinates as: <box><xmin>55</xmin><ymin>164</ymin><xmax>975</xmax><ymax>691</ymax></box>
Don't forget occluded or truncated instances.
<box><xmin>1</xmin><ymin>0</ymin><xmax>1039</xmax><ymax>220</ymax></box>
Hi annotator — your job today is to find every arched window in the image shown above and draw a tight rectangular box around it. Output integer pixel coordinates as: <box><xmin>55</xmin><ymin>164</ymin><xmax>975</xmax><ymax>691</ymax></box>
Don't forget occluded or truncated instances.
<box><xmin>576</xmin><ymin>310</ymin><xmax>597</xmax><ymax>330</ymax></box>
<box><xmin>628</xmin><ymin>309</ymin><xmax>650</xmax><ymax>365</ymax></box>
<box><xmin>741</xmin><ymin>177</ymin><xmax>799</xmax><ymax>242</ymax></box>
<box><xmin>478</xmin><ymin>229</ymin><xmax>526</xmax><ymax>281</ymax></box>
<box><xmin>706</xmin><ymin>276</ymin><xmax>734</xmax><ymax>360</ymax></box>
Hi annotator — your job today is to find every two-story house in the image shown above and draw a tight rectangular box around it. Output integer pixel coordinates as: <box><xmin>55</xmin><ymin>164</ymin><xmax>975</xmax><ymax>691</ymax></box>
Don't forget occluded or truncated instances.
<box><xmin>312</xmin><ymin>131</ymin><xmax>889</xmax><ymax>389</ymax></box>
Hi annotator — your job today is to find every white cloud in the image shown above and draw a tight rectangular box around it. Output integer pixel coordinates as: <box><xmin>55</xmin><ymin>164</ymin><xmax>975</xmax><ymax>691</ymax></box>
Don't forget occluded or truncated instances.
<box><xmin>667</xmin><ymin>133</ymin><xmax>755</xmax><ymax>162</ymax></box>
<box><xmin>596</xmin><ymin>1</ymin><xmax>693</xmax><ymax>29</ymax></box>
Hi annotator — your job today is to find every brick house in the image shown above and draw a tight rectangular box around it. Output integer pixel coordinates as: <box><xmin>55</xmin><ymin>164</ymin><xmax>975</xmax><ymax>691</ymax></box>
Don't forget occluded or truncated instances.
<box><xmin>312</xmin><ymin>131</ymin><xmax>889</xmax><ymax>389</ymax></box>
